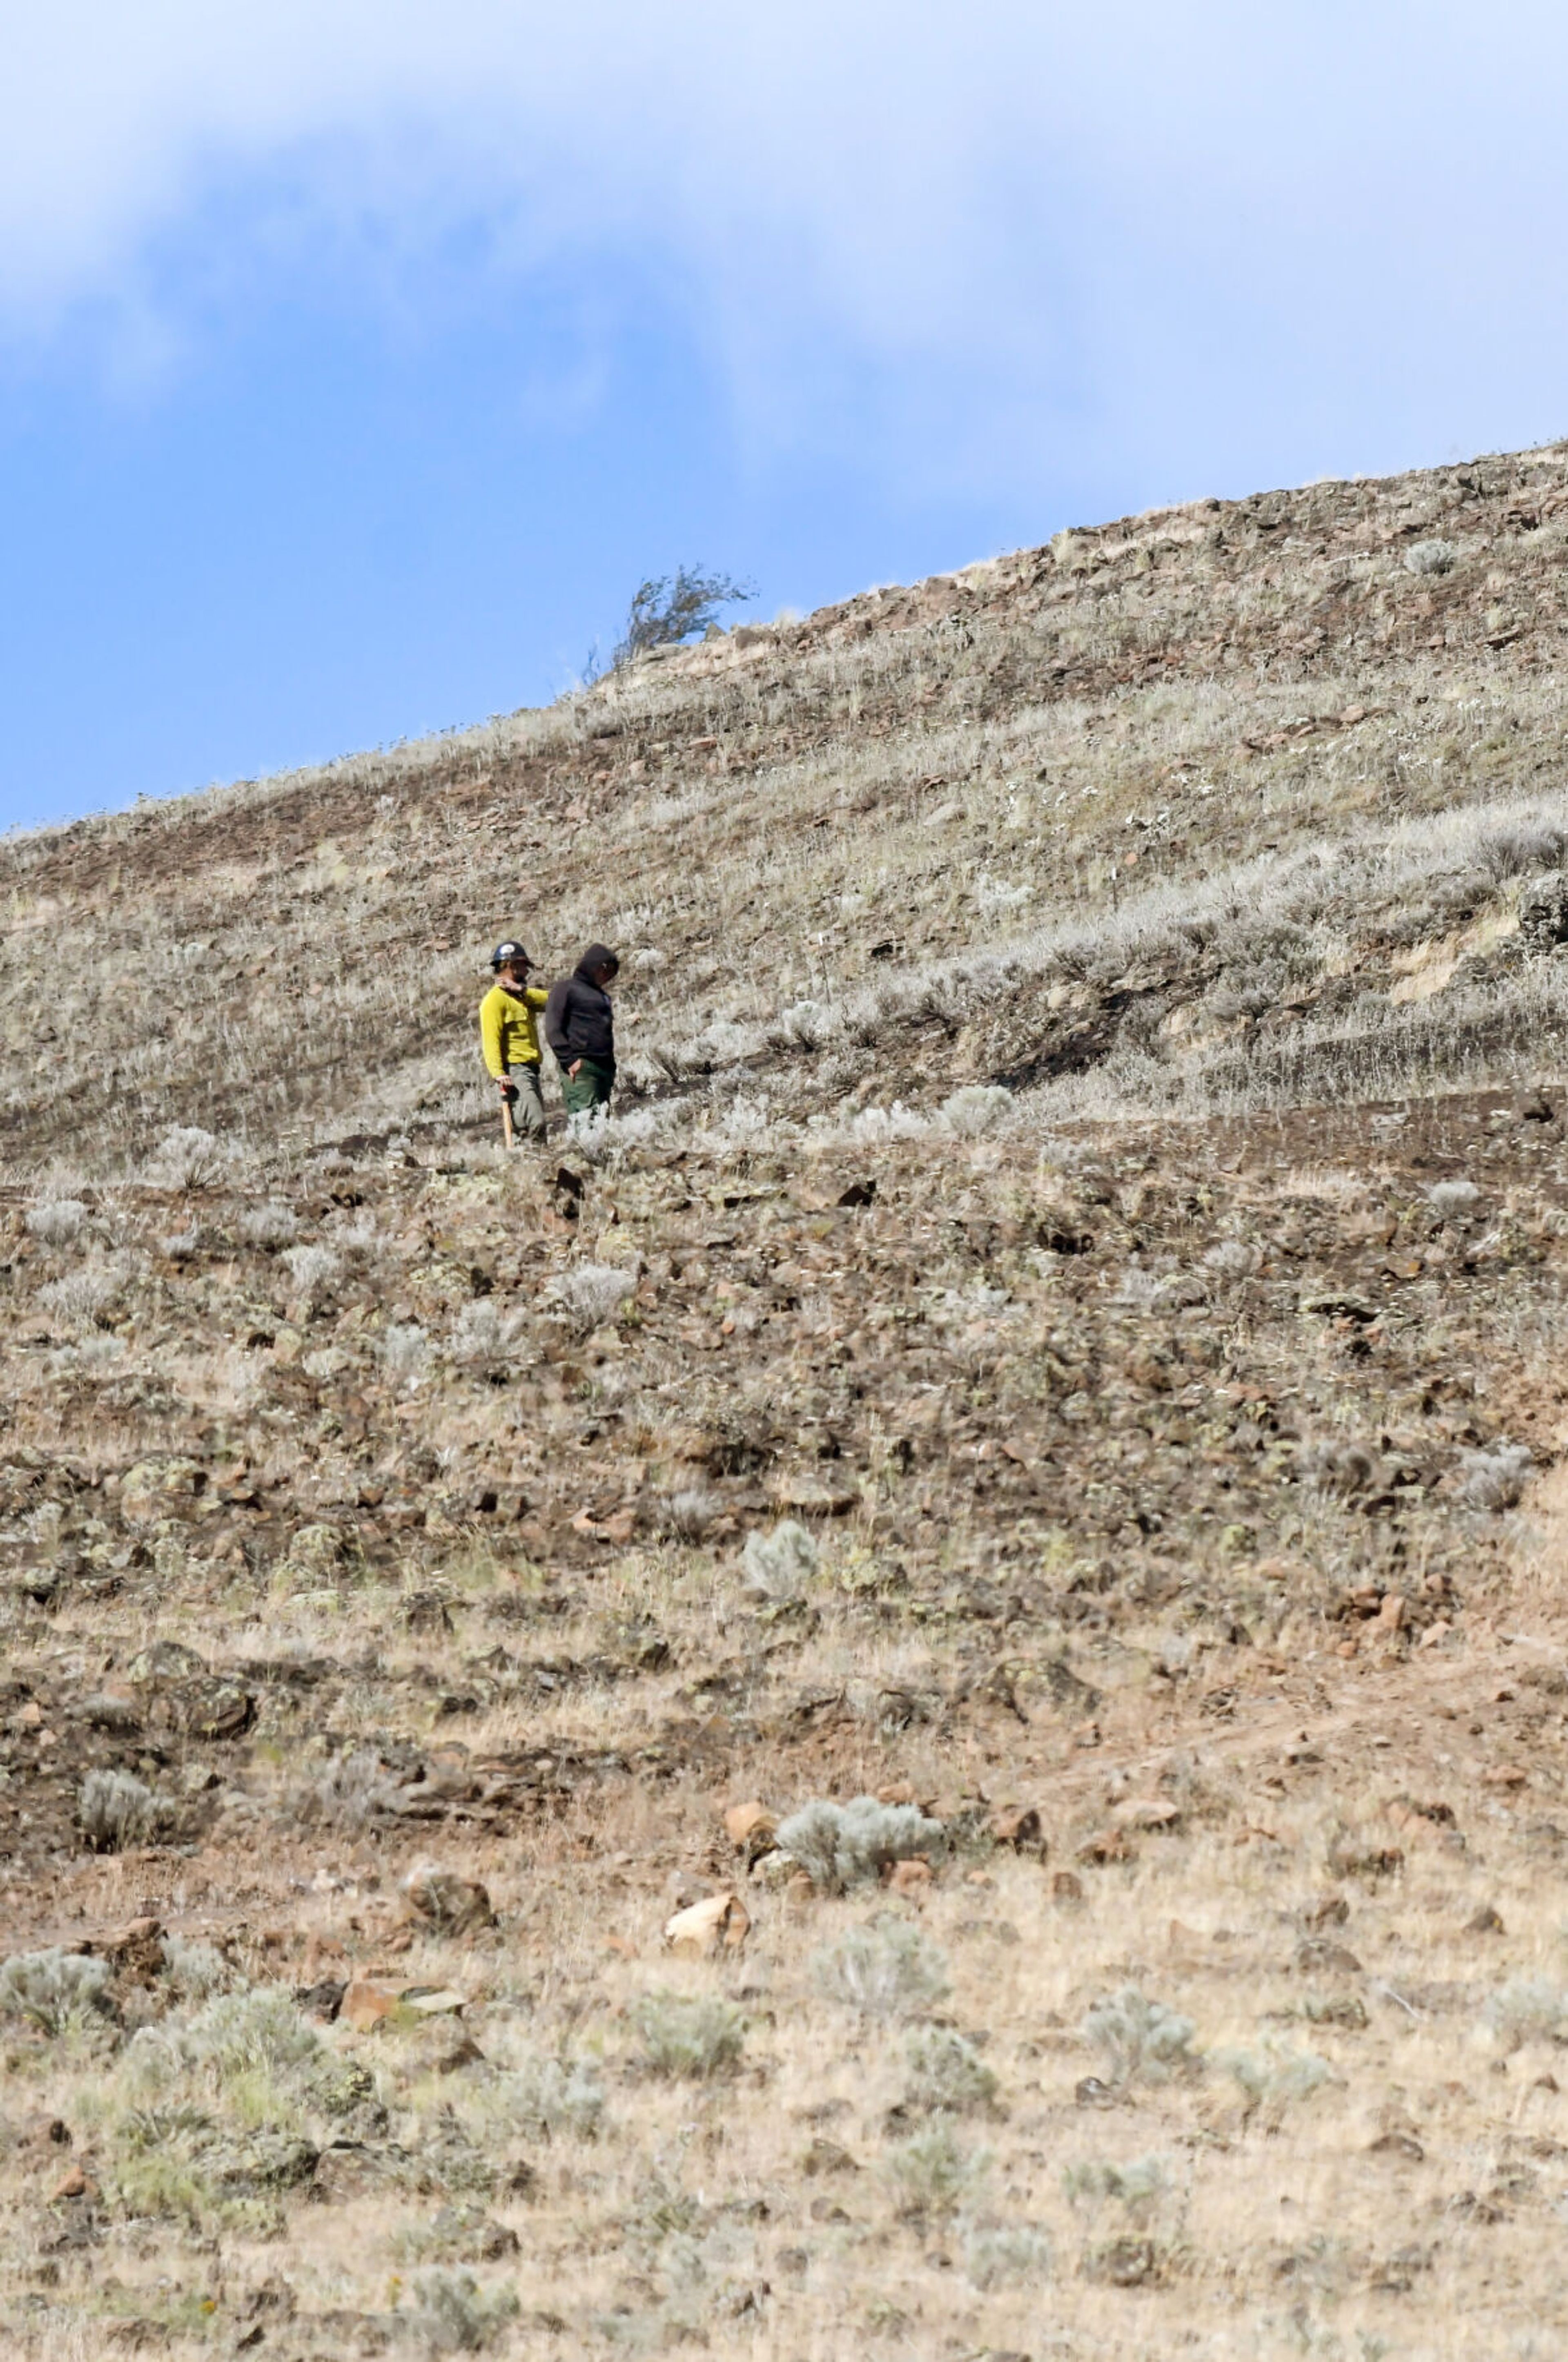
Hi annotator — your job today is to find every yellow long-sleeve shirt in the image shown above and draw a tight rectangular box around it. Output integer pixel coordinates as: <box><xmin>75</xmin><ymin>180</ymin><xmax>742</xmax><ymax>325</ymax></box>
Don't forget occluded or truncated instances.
<box><xmin>480</xmin><ymin>982</ymin><xmax>549</xmax><ymax>1075</ymax></box>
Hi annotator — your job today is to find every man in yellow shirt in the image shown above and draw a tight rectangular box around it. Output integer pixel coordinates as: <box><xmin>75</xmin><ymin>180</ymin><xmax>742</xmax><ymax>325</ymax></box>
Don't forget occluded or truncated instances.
<box><xmin>479</xmin><ymin>941</ymin><xmax>550</xmax><ymax>1145</ymax></box>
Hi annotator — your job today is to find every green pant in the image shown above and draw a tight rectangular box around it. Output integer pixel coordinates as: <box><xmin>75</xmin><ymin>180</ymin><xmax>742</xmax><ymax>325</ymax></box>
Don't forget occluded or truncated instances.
<box><xmin>499</xmin><ymin>1066</ymin><xmax>547</xmax><ymax>1143</ymax></box>
<box><xmin>561</xmin><ymin>1058</ymin><xmax>615</xmax><ymax>1118</ymax></box>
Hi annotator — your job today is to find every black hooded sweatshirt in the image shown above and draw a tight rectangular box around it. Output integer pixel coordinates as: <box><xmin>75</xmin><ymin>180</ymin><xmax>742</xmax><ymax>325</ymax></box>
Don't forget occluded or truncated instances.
<box><xmin>545</xmin><ymin>944</ymin><xmax>617</xmax><ymax>1069</ymax></box>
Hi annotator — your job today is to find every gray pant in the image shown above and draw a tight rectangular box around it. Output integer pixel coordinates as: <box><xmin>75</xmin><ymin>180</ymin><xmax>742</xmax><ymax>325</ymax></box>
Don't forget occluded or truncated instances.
<box><xmin>501</xmin><ymin>1066</ymin><xmax>547</xmax><ymax>1143</ymax></box>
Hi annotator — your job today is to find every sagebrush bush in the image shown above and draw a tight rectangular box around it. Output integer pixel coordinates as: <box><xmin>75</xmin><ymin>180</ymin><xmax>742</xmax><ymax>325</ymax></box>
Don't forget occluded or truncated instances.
<box><xmin>812</xmin><ymin>1918</ymin><xmax>950</xmax><ymax>2019</ymax></box>
<box><xmin>508</xmin><ymin>2053</ymin><xmax>606</xmax><ymax>2139</ymax></box>
<box><xmin>1216</xmin><ymin>2035</ymin><xmax>1332</xmax><ymax>2125</ymax></box>
<box><xmin>1428</xmin><ymin>1177</ymin><xmax>1481</xmax><ymax>1219</ymax></box>
<box><xmin>162</xmin><ymin>1935</ymin><xmax>231</xmax><ymax>2001</ymax></box>
<box><xmin>1404</xmin><ymin>537</ymin><xmax>1457</xmax><ymax>575</ymax></box>
<box><xmin>630</xmin><ymin>1990</ymin><xmax>745</xmax><ymax>2078</ymax></box>
<box><xmin>147</xmin><ymin>1126</ymin><xmax>226</xmax><ymax>1190</ymax></box>
<box><xmin>290</xmin><ymin>1748</ymin><xmax>393</xmax><ymax>1830</ymax></box>
<box><xmin>38</xmin><ymin>1261</ymin><xmax>123</xmax><ymax>1331</ymax></box>
<box><xmin>1483</xmin><ymin>1974</ymin><xmax>1568</xmax><ymax>2052</ymax></box>
<box><xmin>1064</xmin><ymin>2152</ymin><xmax>1170</xmax><ymax>2221</ymax></box>
<box><xmin>1298</xmin><ymin>1438</ymin><xmax>1376</xmax><ymax>1496</ymax></box>
<box><xmin>185</xmin><ymin>1987</ymin><xmax>324</xmax><ymax>2078</ymax></box>
<box><xmin>883</xmin><ymin>2119</ymin><xmax>990</xmax><ymax>2217</ymax></box>
<box><xmin>741</xmin><ymin>1518</ymin><xmax>819</xmax><ymax>1601</ymax></box>
<box><xmin>661</xmin><ymin>1487</ymin><xmax>720</xmax><ymax>1539</ymax></box>
<box><xmin>79</xmin><ymin>1768</ymin><xmax>172</xmax><ymax>1852</ymax></box>
<box><xmin>963</xmin><ymin>2222</ymin><xmax>1052</xmax><ymax>2290</ymax></box>
<box><xmin>450</xmin><ymin>1298</ymin><xmax>528</xmax><ymax>1371</ymax></box>
<box><xmin>379</xmin><ymin>1321</ymin><xmax>432</xmax><ymax>1386</ymax></box>
<box><xmin>550</xmin><ymin>1262</ymin><xmax>636</xmax><ymax>1331</ymax></box>
<box><xmin>280</xmin><ymin>1242</ymin><xmax>339</xmax><ymax>1300</ymax></box>
<box><xmin>25</xmin><ymin>1197</ymin><xmax>88</xmax><ymax>1246</ymax></box>
<box><xmin>903</xmin><ymin>2026</ymin><xmax>999</xmax><ymax>2115</ymax></box>
<box><xmin>407</xmin><ymin>2268</ymin><xmax>520</xmax><ymax>2355</ymax></box>
<box><xmin>1082</xmin><ymin>1988</ymin><xmax>1199</xmax><ymax>2089</ymax></box>
<box><xmin>778</xmin><ymin>1794</ymin><xmax>945</xmax><ymax>1892</ymax></box>
<box><xmin>940</xmin><ymin>1083</ymin><xmax>1013</xmax><ymax>1137</ymax></box>
<box><xmin>1461</xmin><ymin>1443</ymin><xmax>1532</xmax><ymax>1510</ymax></box>
<box><xmin>0</xmin><ymin>1947</ymin><xmax>113</xmax><ymax>2035</ymax></box>
<box><xmin>238</xmin><ymin>1201</ymin><xmax>299</xmax><ymax>1248</ymax></box>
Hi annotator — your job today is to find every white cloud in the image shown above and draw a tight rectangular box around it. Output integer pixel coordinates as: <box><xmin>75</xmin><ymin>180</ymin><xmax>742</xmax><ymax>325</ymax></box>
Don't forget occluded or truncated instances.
<box><xmin>7</xmin><ymin>2</ymin><xmax>1568</xmax><ymax>496</ymax></box>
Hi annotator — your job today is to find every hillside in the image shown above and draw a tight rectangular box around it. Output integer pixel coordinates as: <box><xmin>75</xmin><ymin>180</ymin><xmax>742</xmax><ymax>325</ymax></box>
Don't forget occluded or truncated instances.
<box><xmin>8</xmin><ymin>441</ymin><xmax>1568</xmax><ymax>1166</ymax></box>
<box><xmin>3</xmin><ymin>450</ymin><xmax>1568</xmax><ymax>2357</ymax></box>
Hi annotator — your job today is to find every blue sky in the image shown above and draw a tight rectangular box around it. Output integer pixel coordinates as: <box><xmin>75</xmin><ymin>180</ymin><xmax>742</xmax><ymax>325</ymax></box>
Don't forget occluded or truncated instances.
<box><xmin>4</xmin><ymin>2</ymin><xmax>1568</xmax><ymax>830</ymax></box>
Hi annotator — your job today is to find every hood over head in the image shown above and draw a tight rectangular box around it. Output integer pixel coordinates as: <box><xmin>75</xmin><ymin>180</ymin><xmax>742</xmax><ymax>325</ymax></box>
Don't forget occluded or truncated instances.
<box><xmin>575</xmin><ymin>942</ymin><xmax>619</xmax><ymax>982</ymax></box>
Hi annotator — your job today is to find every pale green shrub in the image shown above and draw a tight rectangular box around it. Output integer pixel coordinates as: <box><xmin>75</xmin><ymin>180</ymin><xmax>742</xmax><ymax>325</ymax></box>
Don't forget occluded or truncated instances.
<box><xmin>779</xmin><ymin>1794</ymin><xmax>944</xmax><ymax>1892</ymax></box>
<box><xmin>1082</xmin><ymin>1988</ymin><xmax>1199</xmax><ymax>2089</ymax></box>
<box><xmin>79</xmin><ymin>1768</ymin><xmax>173</xmax><ymax>1852</ymax></box>
<box><xmin>26</xmin><ymin>1198</ymin><xmax>88</xmax><ymax>1246</ymax></box>
<box><xmin>812</xmin><ymin>1918</ymin><xmax>949</xmax><ymax>2019</ymax></box>
<box><xmin>884</xmin><ymin>2119</ymin><xmax>990</xmax><ymax>2217</ymax></box>
<box><xmin>903</xmin><ymin>2026</ymin><xmax>998</xmax><ymax>2115</ymax></box>
<box><xmin>741</xmin><ymin>1518</ymin><xmax>818</xmax><ymax>1601</ymax></box>
<box><xmin>963</xmin><ymin>2222</ymin><xmax>1052</xmax><ymax>2289</ymax></box>
<box><xmin>0</xmin><ymin>1948</ymin><xmax>113</xmax><ymax>2035</ymax></box>
<box><xmin>1064</xmin><ymin>2152</ymin><xmax>1170</xmax><ymax>2222</ymax></box>
<box><xmin>630</xmin><ymin>1991</ymin><xmax>745</xmax><ymax>2079</ymax></box>
<box><xmin>185</xmin><ymin>1988</ymin><xmax>324</xmax><ymax>2079</ymax></box>
<box><xmin>407</xmin><ymin>2268</ymin><xmax>520</xmax><ymax>2354</ymax></box>
<box><xmin>1484</xmin><ymin>1974</ymin><xmax>1568</xmax><ymax>2052</ymax></box>
<box><xmin>508</xmin><ymin>2053</ymin><xmax>605</xmax><ymax>2139</ymax></box>
<box><xmin>1216</xmin><ymin>2035</ymin><xmax>1332</xmax><ymax>2125</ymax></box>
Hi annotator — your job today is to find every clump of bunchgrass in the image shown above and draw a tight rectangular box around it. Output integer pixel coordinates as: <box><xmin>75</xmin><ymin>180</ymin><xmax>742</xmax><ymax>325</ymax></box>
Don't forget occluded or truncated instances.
<box><xmin>629</xmin><ymin>1990</ymin><xmax>746</xmax><ymax>2079</ymax></box>
<box><xmin>812</xmin><ymin>1917</ymin><xmax>950</xmax><ymax>2020</ymax></box>
<box><xmin>1082</xmin><ymin>1988</ymin><xmax>1200</xmax><ymax>2090</ymax></box>
<box><xmin>778</xmin><ymin>1794</ymin><xmax>944</xmax><ymax>1892</ymax></box>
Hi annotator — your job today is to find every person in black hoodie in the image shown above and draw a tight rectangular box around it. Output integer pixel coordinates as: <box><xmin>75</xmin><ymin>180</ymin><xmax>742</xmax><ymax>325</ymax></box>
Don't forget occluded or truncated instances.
<box><xmin>545</xmin><ymin>944</ymin><xmax>619</xmax><ymax>1118</ymax></box>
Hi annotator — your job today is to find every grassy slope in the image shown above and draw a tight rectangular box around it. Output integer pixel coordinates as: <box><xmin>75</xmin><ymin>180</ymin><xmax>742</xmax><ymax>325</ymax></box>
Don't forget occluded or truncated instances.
<box><xmin>3</xmin><ymin>451</ymin><xmax>1568</xmax><ymax>2357</ymax></box>
<box><xmin>6</xmin><ymin>442</ymin><xmax>1568</xmax><ymax>1169</ymax></box>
